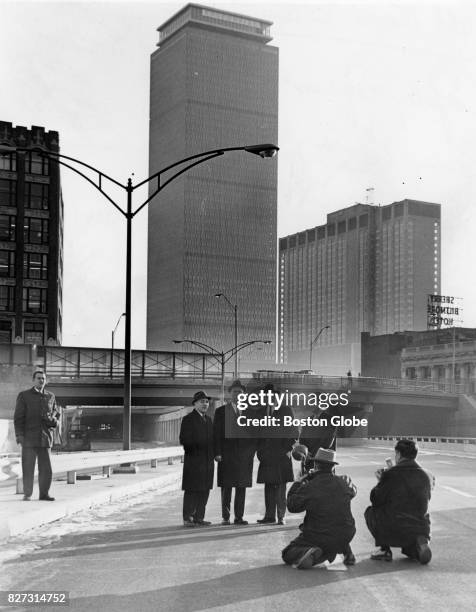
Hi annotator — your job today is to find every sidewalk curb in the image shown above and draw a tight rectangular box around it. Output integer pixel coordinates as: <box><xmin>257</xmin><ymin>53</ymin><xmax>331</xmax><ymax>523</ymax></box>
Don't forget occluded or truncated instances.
<box><xmin>0</xmin><ymin>469</ymin><xmax>182</xmax><ymax>541</ymax></box>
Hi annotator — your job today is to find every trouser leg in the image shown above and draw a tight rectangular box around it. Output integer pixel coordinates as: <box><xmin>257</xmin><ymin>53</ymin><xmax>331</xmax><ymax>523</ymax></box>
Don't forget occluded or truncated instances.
<box><xmin>195</xmin><ymin>490</ymin><xmax>210</xmax><ymax>521</ymax></box>
<box><xmin>264</xmin><ymin>484</ymin><xmax>277</xmax><ymax>520</ymax></box>
<box><xmin>221</xmin><ymin>487</ymin><xmax>232</xmax><ymax>520</ymax></box>
<box><xmin>183</xmin><ymin>490</ymin><xmax>197</xmax><ymax>521</ymax></box>
<box><xmin>276</xmin><ymin>483</ymin><xmax>287</xmax><ymax>520</ymax></box>
<box><xmin>234</xmin><ymin>487</ymin><xmax>246</xmax><ymax>520</ymax></box>
<box><xmin>37</xmin><ymin>447</ymin><xmax>52</xmax><ymax>497</ymax></box>
<box><xmin>21</xmin><ymin>446</ymin><xmax>37</xmax><ymax>497</ymax></box>
<box><xmin>282</xmin><ymin>543</ymin><xmax>328</xmax><ymax>566</ymax></box>
<box><xmin>364</xmin><ymin>506</ymin><xmax>381</xmax><ymax>546</ymax></box>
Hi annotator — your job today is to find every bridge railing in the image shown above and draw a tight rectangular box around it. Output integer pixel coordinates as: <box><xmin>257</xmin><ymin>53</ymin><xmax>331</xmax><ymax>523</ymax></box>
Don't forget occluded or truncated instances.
<box><xmin>39</xmin><ymin>346</ymin><xmax>223</xmax><ymax>379</ymax></box>
<box><xmin>250</xmin><ymin>371</ymin><xmax>471</xmax><ymax>395</ymax></box>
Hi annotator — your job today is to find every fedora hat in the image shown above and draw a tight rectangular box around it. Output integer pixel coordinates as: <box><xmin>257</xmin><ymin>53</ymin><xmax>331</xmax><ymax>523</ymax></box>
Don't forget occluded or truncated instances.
<box><xmin>312</xmin><ymin>448</ymin><xmax>338</xmax><ymax>465</ymax></box>
<box><xmin>228</xmin><ymin>379</ymin><xmax>246</xmax><ymax>393</ymax></box>
<box><xmin>192</xmin><ymin>390</ymin><xmax>211</xmax><ymax>404</ymax></box>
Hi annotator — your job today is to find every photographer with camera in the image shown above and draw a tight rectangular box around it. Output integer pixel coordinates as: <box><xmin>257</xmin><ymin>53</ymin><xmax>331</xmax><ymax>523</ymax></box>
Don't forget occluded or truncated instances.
<box><xmin>14</xmin><ymin>370</ymin><xmax>59</xmax><ymax>501</ymax></box>
<box><xmin>282</xmin><ymin>448</ymin><xmax>357</xmax><ymax>569</ymax></box>
<box><xmin>365</xmin><ymin>439</ymin><xmax>433</xmax><ymax>564</ymax></box>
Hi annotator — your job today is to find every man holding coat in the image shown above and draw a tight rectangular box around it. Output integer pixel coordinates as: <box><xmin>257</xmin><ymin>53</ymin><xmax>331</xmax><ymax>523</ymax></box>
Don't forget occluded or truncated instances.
<box><xmin>213</xmin><ymin>380</ymin><xmax>256</xmax><ymax>525</ymax></box>
<box><xmin>179</xmin><ymin>391</ymin><xmax>214</xmax><ymax>527</ymax></box>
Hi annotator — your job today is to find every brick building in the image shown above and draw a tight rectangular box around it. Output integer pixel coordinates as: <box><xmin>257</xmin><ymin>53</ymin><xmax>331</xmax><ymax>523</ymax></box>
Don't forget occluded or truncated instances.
<box><xmin>0</xmin><ymin>121</ymin><xmax>63</xmax><ymax>345</ymax></box>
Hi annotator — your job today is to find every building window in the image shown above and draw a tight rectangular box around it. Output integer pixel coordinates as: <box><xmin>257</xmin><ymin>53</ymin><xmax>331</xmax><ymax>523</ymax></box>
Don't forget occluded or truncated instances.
<box><xmin>0</xmin><ymin>215</ymin><xmax>16</xmax><ymax>240</ymax></box>
<box><xmin>24</xmin><ymin>321</ymin><xmax>45</xmax><ymax>345</ymax></box>
<box><xmin>0</xmin><ymin>320</ymin><xmax>12</xmax><ymax>342</ymax></box>
<box><xmin>24</xmin><ymin>217</ymin><xmax>48</xmax><ymax>244</ymax></box>
<box><xmin>24</xmin><ymin>253</ymin><xmax>48</xmax><ymax>280</ymax></box>
<box><xmin>0</xmin><ymin>286</ymin><xmax>15</xmax><ymax>311</ymax></box>
<box><xmin>25</xmin><ymin>182</ymin><xmax>49</xmax><ymax>210</ymax></box>
<box><xmin>0</xmin><ymin>153</ymin><xmax>17</xmax><ymax>172</ymax></box>
<box><xmin>0</xmin><ymin>250</ymin><xmax>15</xmax><ymax>277</ymax></box>
<box><xmin>25</xmin><ymin>152</ymin><xmax>49</xmax><ymax>176</ymax></box>
<box><xmin>22</xmin><ymin>287</ymin><xmax>47</xmax><ymax>314</ymax></box>
<box><xmin>0</xmin><ymin>179</ymin><xmax>16</xmax><ymax>207</ymax></box>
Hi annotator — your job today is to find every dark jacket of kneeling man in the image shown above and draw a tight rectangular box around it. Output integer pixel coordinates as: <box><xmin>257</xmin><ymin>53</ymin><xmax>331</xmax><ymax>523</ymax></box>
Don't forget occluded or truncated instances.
<box><xmin>367</xmin><ymin>458</ymin><xmax>431</xmax><ymax>547</ymax></box>
<box><xmin>286</xmin><ymin>459</ymin><xmax>356</xmax><ymax>556</ymax></box>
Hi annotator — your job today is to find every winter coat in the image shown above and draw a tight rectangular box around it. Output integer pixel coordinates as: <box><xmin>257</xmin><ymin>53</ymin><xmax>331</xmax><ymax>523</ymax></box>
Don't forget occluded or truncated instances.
<box><xmin>367</xmin><ymin>458</ymin><xmax>432</xmax><ymax>546</ymax></box>
<box><xmin>256</xmin><ymin>405</ymin><xmax>298</xmax><ymax>485</ymax></box>
<box><xmin>179</xmin><ymin>409</ymin><xmax>214</xmax><ymax>491</ymax></box>
<box><xmin>14</xmin><ymin>388</ymin><xmax>59</xmax><ymax>448</ymax></box>
<box><xmin>287</xmin><ymin>470</ymin><xmax>357</xmax><ymax>552</ymax></box>
<box><xmin>213</xmin><ymin>403</ymin><xmax>256</xmax><ymax>488</ymax></box>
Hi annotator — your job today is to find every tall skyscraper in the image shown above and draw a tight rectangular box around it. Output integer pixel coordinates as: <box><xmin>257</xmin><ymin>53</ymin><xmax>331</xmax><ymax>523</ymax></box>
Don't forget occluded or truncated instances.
<box><xmin>278</xmin><ymin>199</ymin><xmax>441</xmax><ymax>371</ymax></box>
<box><xmin>147</xmin><ymin>4</ymin><xmax>278</xmax><ymax>360</ymax></box>
<box><xmin>0</xmin><ymin>122</ymin><xmax>63</xmax><ymax>345</ymax></box>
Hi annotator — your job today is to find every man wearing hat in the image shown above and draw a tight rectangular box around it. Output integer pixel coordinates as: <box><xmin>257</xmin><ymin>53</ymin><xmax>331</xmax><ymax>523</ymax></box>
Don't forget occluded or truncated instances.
<box><xmin>213</xmin><ymin>380</ymin><xmax>256</xmax><ymax>525</ymax></box>
<box><xmin>179</xmin><ymin>391</ymin><xmax>215</xmax><ymax>527</ymax></box>
<box><xmin>282</xmin><ymin>448</ymin><xmax>357</xmax><ymax>569</ymax></box>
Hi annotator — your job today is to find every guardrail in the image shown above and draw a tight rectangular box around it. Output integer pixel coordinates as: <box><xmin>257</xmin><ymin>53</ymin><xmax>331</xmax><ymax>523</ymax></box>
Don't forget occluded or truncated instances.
<box><xmin>251</xmin><ymin>371</ymin><xmax>471</xmax><ymax>394</ymax></box>
<box><xmin>14</xmin><ymin>446</ymin><xmax>184</xmax><ymax>494</ymax></box>
<box><xmin>368</xmin><ymin>435</ymin><xmax>476</xmax><ymax>445</ymax></box>
<box><xmin>39</xmin><ymin>346</ymin><xmax>223</xmax><ymax>379</ymax></box>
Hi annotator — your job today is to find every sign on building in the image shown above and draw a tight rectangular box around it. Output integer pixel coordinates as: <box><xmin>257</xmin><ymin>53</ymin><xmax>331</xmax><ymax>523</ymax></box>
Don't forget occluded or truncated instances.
<box><xmin>427</xmin><ymin>294</ymin><xmax>463</xmax><ymax>328</ymax></box>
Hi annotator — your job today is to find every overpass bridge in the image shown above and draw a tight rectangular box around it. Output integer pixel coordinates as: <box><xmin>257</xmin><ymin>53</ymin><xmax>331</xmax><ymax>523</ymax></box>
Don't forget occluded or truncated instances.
<box><xmin>1</xmin><ymin>344</ymin><xmax>467</xmax><ymax>442</ymax></box>
<box><xmin>29</xmin><ymin>345</ymin><xmax>462</xmax><ymax>439</ymax></box>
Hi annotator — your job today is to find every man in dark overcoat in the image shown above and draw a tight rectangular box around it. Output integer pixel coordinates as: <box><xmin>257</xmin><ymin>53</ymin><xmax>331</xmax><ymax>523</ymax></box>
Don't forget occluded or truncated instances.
<box><xmin>282</xmin><ymin>448</ymin><xmax>357</xmax><ymax>569</ymax></box>
<box><xmin>213</xmin><ymin>380</ymin><xmax>256</xmax><ymax>525</ymax></box>
<box><xmin>179</xmin><ymin>390</ymin><xmax>214</xmax><ymax>527</ymax></box>
<box><xmin>365</xmin><ymin>438</ymin><xmax>433</xmax><ymax>564</ymax></box>
<box><xmin>14</xmin><ymin>370</ymin><xmax>59</xmax><ymax>501</ymax></box>
<box><xmin>256</xmin><ymin>384</ymin><xmax>298</xmax><ymax>525</ymax></box>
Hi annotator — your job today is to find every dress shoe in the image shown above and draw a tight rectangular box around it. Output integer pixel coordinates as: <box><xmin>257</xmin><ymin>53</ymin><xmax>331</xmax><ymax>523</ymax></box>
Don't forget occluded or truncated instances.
<box><xmin>277</xmin><ymin>518</ymin><xmax>286</xmax><ymax>525</ymax></box>
<box><xmin>257</xmin><ymin>517</ymin><xmax>276</xmax><ymax>524</ymax></box>
<box><xmin>183</xmin><ymin>519</ymin><xmax>196</xmax><ymax>527</ymax></box>
<box><xmin>39</xmin><ymin>495</ymin><xmax>55</xmax><ymax>501</ymax></box>
<box><xmin>234</xmin><ymin>518</ymin><xmax>248</xmax><ymax>525</ymax></box>
<box><xmin>293</xmin><ymin>547</ymin><xmax>322</xmax><ymax>570</ymax></box>
<box><xmin>221</xmin><ymin>519</ymin><xmax>231</xmax><ymax>525</ymax></box>
<box><xmin>343</xmin><ymin>550</ymin><xmax>356</xmax><ymax>566</ymax></box>
<box><xmin>23</xmin><ymin>495</ymin><xmax>31</xmax><ymax>501</ymax></box>
<box><xmin>370</xmin><ymin>547</ymin><xmax>392</xmax><ymax>561</ymax></box>
<box><xmin>194</xmin><ymin>520</ymin><xmax>212</xmax><ymax>526</ymax></box>
<box><xmin>415</xmin><ymin>536</ymin><xmax>432</xmax><ymax>565</ymax></box>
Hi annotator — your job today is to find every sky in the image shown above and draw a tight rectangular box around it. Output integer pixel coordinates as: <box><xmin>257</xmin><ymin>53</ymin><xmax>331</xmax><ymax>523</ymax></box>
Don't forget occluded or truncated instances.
<box><xmin>1</xmin><ymin>0</ymin><xmax>475</xmax><ymax>349</ymax></box>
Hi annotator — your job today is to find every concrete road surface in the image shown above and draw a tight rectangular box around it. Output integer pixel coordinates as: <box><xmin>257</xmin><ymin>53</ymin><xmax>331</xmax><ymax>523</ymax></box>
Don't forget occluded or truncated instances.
<box><xmin>1</xmin><ymin>446</ymin><xmax>475</xmax><ymax>612</ymax></box>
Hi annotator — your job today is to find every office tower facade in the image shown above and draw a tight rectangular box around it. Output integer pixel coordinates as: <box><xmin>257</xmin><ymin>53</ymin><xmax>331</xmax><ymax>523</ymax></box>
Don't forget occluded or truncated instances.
<box><xmin>278</xmin><ymin>199</ymin><xmax>441</xmax><ymax>369</ymax></box>
<box><xmin>147</xmin><ymin>4</ymin><xmax>278</xmax><ymax>360</ymax></box>
<box><xmin>0</xmin><ymin>122</ymin><xmax>63</xmax><ymax>345</ymax></box>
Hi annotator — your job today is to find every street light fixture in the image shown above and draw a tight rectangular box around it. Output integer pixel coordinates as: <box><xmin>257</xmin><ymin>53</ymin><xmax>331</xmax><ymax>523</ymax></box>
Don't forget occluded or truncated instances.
<box><xmin>309</xmin><ymin>325</ymin><xmax>330</xmax><ymax>371</ymax></box>
<box><xmin>110</xmin><ymin>312</ymin><xmax>126</xmax><ymax>378</ymax></box>
<box><xmin>214</xmin><ymin>292</ymin><xmax>238</xmax><ymax>378</ymax></box>
<box><xmin>1</xmin><ymin>142</ymin><xmax>278</xmax><ymax>450</ymax></box>
<box><xmin>174</xmin><ymin>338</ymin><xmax>271</xmax><ymax>403</ymax></box>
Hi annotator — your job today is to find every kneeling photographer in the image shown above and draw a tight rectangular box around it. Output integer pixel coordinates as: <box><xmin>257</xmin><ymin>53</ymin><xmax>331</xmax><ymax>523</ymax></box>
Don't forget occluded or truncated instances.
<box><xmin>282</xmin><ymin>448</ymin><xmax>357</xmax><ymax>569</ymax></box>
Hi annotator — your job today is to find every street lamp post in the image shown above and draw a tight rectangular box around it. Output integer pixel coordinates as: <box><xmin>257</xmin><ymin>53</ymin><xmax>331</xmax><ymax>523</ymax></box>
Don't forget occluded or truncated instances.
<box><xmin>309</xmin><ymin>325</ymin><xmax>330</xmax><ymax>371</ymax></box>
<box><xmin>174</xmin><ymin>339</ymin><xmax>271</xmax><ymax>403</ymax></box>
<box><xmin>214</xmin><ymin>292</ymin><xmax>238</xmax><ymax>378</ymax></box>
<box><xmin>110</xmin><ymin>312</ymin><xmax>126</xmax><ymax>378</ymax></box>
<box><xmin>1</xmin><ymin>143</ymin><xmax>278</xmax><ymax>450</ymax></box>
